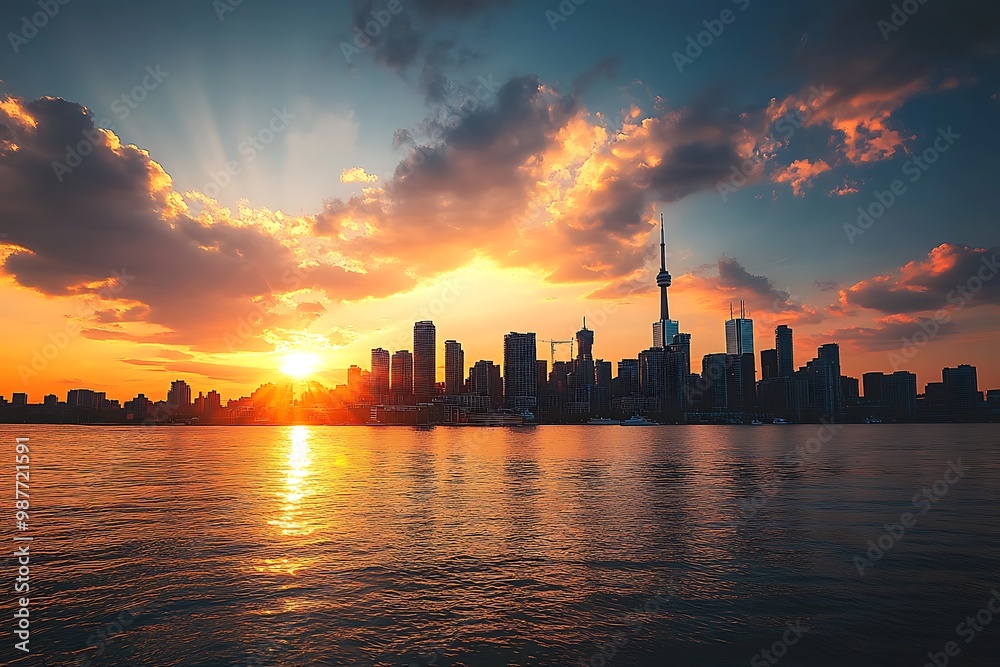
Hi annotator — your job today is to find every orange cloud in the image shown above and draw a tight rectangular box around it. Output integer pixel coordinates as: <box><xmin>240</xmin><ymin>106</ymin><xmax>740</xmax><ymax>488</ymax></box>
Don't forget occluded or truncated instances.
<box><xmin>773</xmin><ymin>159</ymin><xmax>831</xmax><ymax>196</ymax></box>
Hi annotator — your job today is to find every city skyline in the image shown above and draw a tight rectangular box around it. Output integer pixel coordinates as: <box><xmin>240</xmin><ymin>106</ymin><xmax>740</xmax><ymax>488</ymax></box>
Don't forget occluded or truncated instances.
<box><xmin>1</xmin><ymin>1</ymin><xmax>998</xmax><ymax>401</ymax></box>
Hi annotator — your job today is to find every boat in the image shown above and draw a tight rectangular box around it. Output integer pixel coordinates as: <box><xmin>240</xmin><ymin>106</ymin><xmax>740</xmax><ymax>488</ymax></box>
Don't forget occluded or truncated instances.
<box><xmin>750</xmin><ymin>419</ymin><xmax>764</xmax><ymax>425</ymax></box>
<box><xmin>620</xmin><ymin>415</ymin><xmax>659</xmax><ymax>426</ymax></box>
<box><xmin>587</xmin><ymin>418</ymin><xmax>620</xmax><ymax>425</ymax></box>
<box><xmin>772</xmin><ymin>418</ymin><xmax>792</xmax><ymax>424</ymax></box>
<box><xmin>862</xmin><ymin>416</ymin><xmax>883</xmax><ymax>424</ymax></box>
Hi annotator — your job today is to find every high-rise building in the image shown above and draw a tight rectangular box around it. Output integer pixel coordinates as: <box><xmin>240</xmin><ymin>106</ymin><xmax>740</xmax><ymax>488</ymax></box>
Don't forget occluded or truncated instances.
<box><xmin>11</xmin><ymin>393</ymin><xmax>27</xmax><ymax>406</ymax></box>
<box><xmin>413</xmin><ymin>321</ymin><xmax>436</xmax><ymax>401</ymax></box>
<box><xmin>776</xmin><ymin>325</ymin><xmax>794</xmax><ymax>378</ymax></box>
<box><xmin>792</xmin><ymin>343</ymin><xmax>844</xmax><ymax>421</ymax></box>
<box><xmin>67</xmin><ymin>388</ymin><xmax>98</xmax><ymax>409</ymax></box>
<box><xmin>576</xmin><ymin>319</ymin><xmax>594</xmax><ymax>361</ymax></box>
<box><xmin>503</xmin><ymin>332</ymin><xmax>537</xmax><ymax>412</ymax></box>
<box><xmin>470</xmin><ymin>360</ymin><xmax>503</xmax><ymax>409</ymax></box>
<box><xmin>841</xmin><ymin>376</ymin><xmax>860</xmax><ymax>400</ymax></box>
<box><xmin>701</xmin><ymin>354</ymin><xmax>729</xmax><ymax>412</ymax></box>
<box><xmin>167</xmin><ymin>380</ymin><xmax>192</xmax><ymax>408</ymax></box>
<box><xmin>617</xmin><ymin>359</ymin><xmax>639</xmax><ymax>397</ymax></box>
<box><xmin>347</xmin><ymin>366</ymin><xmax>363</xmax><ymax>395</ymax></box>
<box><xmin>391</xmin><ymin>350</ymin><xmax>414</xmax><ymax>399</ymax></box>
<box><xmin>444</xmin><ymin>340</ymin><xmax>465</xmax><ymax>396</ymax></box>
<box><xmin>652</xmin><ymin>214</ymin><xmax>680</xmax><ymax>347</ymax></box>
<box><xmin>882</xmin><ymin>371</ymin><xmax>917</xmax><ymax>418</ymax></box>
<box><xmin>863</xmin><ymin>372</ymin><xmax>884</xmax><ymax>401</ymax></box>
<box><xmin>725</xmin><ymin>301</ymin><xmax>754</xmax><ymax>357</ymax></box>
<box><xmin>761</xmin><ymin>349</ymin><xmax>779</xmax><ymax>380</ymax></box>
<box><xmin>942</xmin><ymin>364</ymin><xmax>979</xmax><ymax>411</ymax></box>
<box><xmin>371</xmin><ymin>348</ymin><xmax>390</xmax><ymax>400</ymax></box>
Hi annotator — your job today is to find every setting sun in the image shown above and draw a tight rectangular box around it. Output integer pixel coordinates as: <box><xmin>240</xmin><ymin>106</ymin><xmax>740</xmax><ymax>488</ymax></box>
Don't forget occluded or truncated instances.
<box><xmin>280</xmin><ymin>352</ymin><xmax>320</xmax><ymax>379</ymax></box>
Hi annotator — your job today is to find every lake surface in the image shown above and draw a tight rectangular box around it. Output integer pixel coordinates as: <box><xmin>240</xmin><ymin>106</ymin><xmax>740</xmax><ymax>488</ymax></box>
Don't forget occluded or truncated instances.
<box><xmin>4</xmin><ymin>424</ymin><xmax>999</xmax><ymax>666</ymax></box>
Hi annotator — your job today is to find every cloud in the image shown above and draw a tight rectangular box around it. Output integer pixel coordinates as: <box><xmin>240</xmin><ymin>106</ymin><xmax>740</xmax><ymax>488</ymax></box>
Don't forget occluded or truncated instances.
<box><xmin>773</xmin><ymin>159</ymin><xmax>831</xmax><ymax>196</ymax></box>
<box><xmin>340</xmin><ymin>166</ymin><xmax>379</xmax><ymax>183</ymax></box>
<box><xmin>0</xmin><ymin>95</ymin><xmax>327</xmax><ymax>352</ymax></box>
<box><xmin>824</xmin><ymin>314</ymin><xmax>960</xmax><ymax>352</ymax></box>
<box><xmin>837</xmin><ymin>243</ymin><xmax>1000</xmax><ymax>315</ymax></box>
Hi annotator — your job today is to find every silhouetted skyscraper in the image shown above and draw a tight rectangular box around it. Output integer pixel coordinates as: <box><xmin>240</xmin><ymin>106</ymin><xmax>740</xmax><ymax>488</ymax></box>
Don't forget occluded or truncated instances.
<box><xmin>503</xmin><ymin>332</ymin><xmax>537</xmax><ymax>412</ymax></box>
<box><xmin>391</xmin><ymin>350</ymin><xmax>413</xmax><ymax>399</ymax></box>
<box><xmin>371</xmin><ymin>348</ymin><xmax>390</xmax><ymax>400</ymax></box>
<box><xmin>444</xmin><ymin>340</ymin><xmax>464</xmax><ymax>395</ymax></box>
<box><xmin>761</xmin><ymin>349</ymin><xmax>778</xmax><ymax>380</ymax></box>
<box><xmin>726</xmin><ymin>301</ymin><xmax>754</xmax><ymax>356</ymax></box>
<box><xmin>470</xmin><ymin>360</ymin><xmax>502</xmax><ymax>409</ymax></box>
<box><xmin>576</xmin><ymin>318</ymin><xmax>594</xmax><ymax>361</ymax></box>
<box><xmin>413</xmin><ymin>321</ymin><xmax>436</xmax><ymax>401</ymax></box>
<box><xmin>776</xmin><ymin>325</ymin><xmax>794</xmax><ymax>378</ymax></box>
<box><xmin>167</xmin><ymin>380</ymin><xmax>191</xmax><ymax>408</ymax></box>
<box><xmin>943</xmin><ymin>364</ymin><xmax>979</xmax><ymax>411</ymax></box>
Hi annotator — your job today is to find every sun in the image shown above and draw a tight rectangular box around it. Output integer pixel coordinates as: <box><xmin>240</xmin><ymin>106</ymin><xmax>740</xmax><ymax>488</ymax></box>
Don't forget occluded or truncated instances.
<box><xmin>280</xmin><ymin>352</ymin><xmax>320</xmax><ymax>379</ymax></box>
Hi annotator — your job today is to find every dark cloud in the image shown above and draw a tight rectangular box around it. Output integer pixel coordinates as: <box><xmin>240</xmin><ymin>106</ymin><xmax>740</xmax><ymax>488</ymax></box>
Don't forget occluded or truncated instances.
<box><xmin>839</xmin><ymin>244</ymin><xmax>1000</xmax><ymax>314</ymax></box>
<box><xmin>0</xmin><ymin>96</ymin><xmax>312</xmax><ymax>352</ymax></box>
<box><xmin>826</xmin><ymin>315</ymin><xmax>960</xmax><ymax>352</ymax></box>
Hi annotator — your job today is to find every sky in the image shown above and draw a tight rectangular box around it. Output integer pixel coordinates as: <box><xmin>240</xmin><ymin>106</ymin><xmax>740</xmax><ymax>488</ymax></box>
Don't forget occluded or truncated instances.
<box><xmin>0</xmin><ymin>0</ymin><xmax>998</xmax><ymax>402</ymax></box>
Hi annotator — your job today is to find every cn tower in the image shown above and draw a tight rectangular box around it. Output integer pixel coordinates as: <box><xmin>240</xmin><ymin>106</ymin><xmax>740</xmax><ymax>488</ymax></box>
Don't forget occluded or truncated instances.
<box><xmin>652</xmin><ymin>214</ymin><xmax>679</xmax><ymax>348</ymax></box>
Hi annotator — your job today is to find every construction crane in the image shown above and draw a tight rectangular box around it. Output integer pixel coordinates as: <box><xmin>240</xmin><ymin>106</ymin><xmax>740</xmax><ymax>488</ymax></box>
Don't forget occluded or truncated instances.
<box><xmin>539</xmin><ymin>339</ymin><xmax>574</xmax><ymax>366</ymax></box>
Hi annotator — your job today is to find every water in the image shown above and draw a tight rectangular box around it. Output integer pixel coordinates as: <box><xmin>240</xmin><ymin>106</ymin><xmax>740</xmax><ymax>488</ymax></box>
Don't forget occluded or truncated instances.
<box><xmin>3</xmin><ymin>424</ymin><xmax>999</xmax><ymax>666</ymax></box>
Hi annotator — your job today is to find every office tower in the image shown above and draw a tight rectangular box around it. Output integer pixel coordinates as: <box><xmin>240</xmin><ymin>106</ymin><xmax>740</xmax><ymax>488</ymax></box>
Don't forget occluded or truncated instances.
<box><xmin>652</xmin><ymin>214</ymin><xmax>680</xmax><ymax>347</ymax></box>
<box><xmin>391</xmin><ymin>350</ymin><xmax>414</xmax><ymax>399</ymax></box>
<box><xmin>726</xmin><ymin>353</ymin><xmax>757</xmax><ymax>413</ymax></box>
<box><xmin>166</xmin><ymin>380</ymin><xmax>192</xmax><ymax>408</ymax></box>
<box><xmin>67</xmin><ymin>388</ymin><xmax>97</xmax><ymax>409</ymax></box>
<box><xmin>347</xmin><ymin>366</ymin><xmax>363</xmax><ymax>394</ymax></box>
<box><xmin>413</xmin><ymin>321</ymin><xmax>436</xmax><ymax>401</ymax></box>
<box><xmin>360</xmin><ymin>370</ymin><xmax>371</xmax><ymax>398</ymax></box>
<box><xmin>776</xmin><ymin>325</ymin><xmax>794</xmax><ymax>378</ymax></box>
<box><xmin>536</xmin><ymin>360</ymin><xmax>549</xmax><ymax>393</ymax></box>
<box><xmin>942</xmin><ymin>364</ymin><xmax>979</xmax><ymax>411</ymax></box>
<box><xmin>841</xmin><ymin>376</ymin><xmax>860</xmax><ymax>400</ymax></box>
<box><xmin>701</xmin><ymin>354</ymin><xmax>729</xmax><ymax>411</ymax></box>
<box><xmin>617</xmin><ymin>359</ymin><xmax>640</xmax><ymax>397</ymax></box>
<box><xmin>881</xmin><ymin>371</ymin><xmax>917</xmax><ymax>418</ymax></box>
<box><xmin>863</xmin><ymin>372</ymin><xmax>884</xmax><ymax>401</ymax></box>
<box><xmin>503</xmin><ymin>332</ymin><xmax>537</xmax><ymax>412</ymax></box>
<box><xmin>639</xmin><ymin>346</ymin><xmax>686</xmax><ymax>416</ymax></box>
<box><xmin>371</xmin><ymin>348</ymin><xmax>390</xmax><ymax>400</ymax></box>
<box><xmin>11</xmin><ymin>393</ymin><xmax>27</xmax><ymax>406</ymax></box>
<box><xmin>470</xmin><ymin>360</ymin><xmax>503</xmax><ymax>409</ymax></box>
<box><xmin>792</xmin><ymin>343</ymin><xmax>843</xmax><ymax>420</ymax></box>
<box><xmin>761</xmin><ymin>349</ymin><xmax>779</xmax><ymax>380</ymax></box>
<box><xmin>725</xmin><ymin>301</ymin><xmax>754</xmax><ymax>357</ymax></box>
<box><xmin>205</xmin><ymin>391</ymin><xmax>221</xmax><ymax>416</ymax></box>
<box><xmin>43</xmin><ymin>394</ymin><xmax>58</xmax><ymax>409</ymax></box>
<box><xmin>444</xmin><ymin>340</ymin><xmax>465</xmax><ymax>395</ymax></box>
<box><xmin>576</xmin><ymin>319</ymin><xmax>594</xmax><ymax>361</ymax></box>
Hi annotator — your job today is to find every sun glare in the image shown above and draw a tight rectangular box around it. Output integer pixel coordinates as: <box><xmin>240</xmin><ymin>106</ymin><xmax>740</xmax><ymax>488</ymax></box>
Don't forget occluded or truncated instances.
<box><xmin>280</xmin><ymin>352</ymin><xmax>320</xmax><ymax>379</ymax></box>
